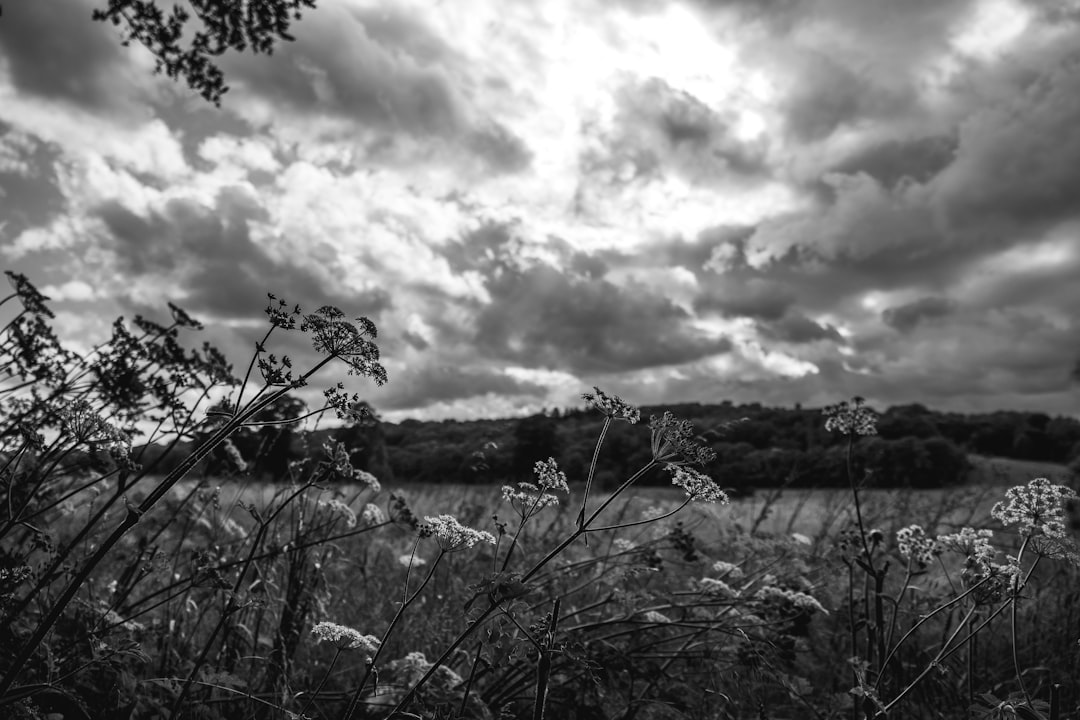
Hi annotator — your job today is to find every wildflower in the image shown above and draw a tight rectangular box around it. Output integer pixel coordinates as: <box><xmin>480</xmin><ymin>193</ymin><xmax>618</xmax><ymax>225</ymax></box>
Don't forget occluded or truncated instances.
<box><xmin>533</xmin><ymin>457</ymin><xmax>570</xmax><ymax>493</ymax></box>
<box><xmin>318</xmin><ymin>499</ymin><xmax>358</xmax><ymax>529</ymax></box>
<box><xmin>938</xmin><ymin>527</ymin><xmax>998</xmax><ymax>588</ymax></box>
<box><xmin>6</xmin><ymin>271</ymin><xmax>54</xmax><ymax>317</ymax></box>
<box><xmin>582</xmin><ymin>387</ymin><xmax>641</xmax><ymax>424</ymax></box>
<box><xmin>711</xmin><ymin>560</ymin><xmax>744</xmax><ymax>580</ymax></box>
<box><xmin>388</xmin><ymin>493</ymin><xmax>419</xmax><ymax>530</ymax></box>
<box><xmin>992</xmin><ymin>478</ymin><xmax>1077</xmax><ymax>540</ymax></box>
<box><xmin>389</xmin><ymin>651</ymin><xmax>464</xmax><ymax>688</ymax></box>
<box><xmin>59</xmin><ymin>400</ymin><xmax>131</xmax><ymax>454</ymax></box>
<box><xmin>791</xmin><ymin>533</ymin><xmax>812</xmax><ymax>546</ymax></box>
<box><xmin>311</xmin><ymin>621</ymin><xmax>380</xmax><ymax>655</ymax></box>
<box><xmin>361</xmin><ymin>503</ymin><xmax>386</xmax><ymax>524</ymax></box>
<box><xmin>669</xmin><ymin>466</ymin><xmax>729</xmax><ymax>503</ymax></box>
<box><xmin>420</xmin><ymin>515</ymin><xmax>496</xmax><ymax>552</ymax></box>
<box><xmin>822</xmin><ymin>396</ymin><xmax>877</xmax><ymax>436</ymax></box>
<box><xmin>895</xmin><ymin>524</ymin><xmax>943</xmax><ymax>568</ymax></box>
<box><xmin>301</xmin><ymin>305</ymin><xmax>387</xmax><ymax>385</ymax></box>
<box><xmin>613</xmin><ymin>538</ymin><xmax>636</xmax><ymax>552</ymax></box>
<box><xmin>699</xmin><ymin>577</ymin><xmax>737</xmax><ymax>597</ymax></box>
<box><xmin>502</xmin><ymin>483</ymin><xmax>560</xmax><ymax>515</ymax></box>
<box><xmin>642</xmin><ymin>610</ymin><xmax>672</xmax><ymax>624</ymax></box>
<box><xmin>649</xmin><ymin>412</ymin><xmax>716</xmax><ymax>467</ymax></box>
<box><xmin>755</xmin><ymin>585</ymin><xmax>828</xmax><ymax>614</ymax></box>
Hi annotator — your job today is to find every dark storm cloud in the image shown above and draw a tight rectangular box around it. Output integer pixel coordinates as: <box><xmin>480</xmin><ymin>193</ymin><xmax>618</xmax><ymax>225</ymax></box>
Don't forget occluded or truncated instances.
<box><xmin>0</xmin><ymin>124</ymin><xmax>66</xmax><ymax>241</ymax></box>
<box><xmin>223</xmin><ymin>4</ymin><xmax>531</xmax><ymax>173</ymax></box>
<box><xmin>473</xmin><ymin>263</ymin><xmax>732</xmax><ymax>373</ymax></box>
<box><xmin>780</xmin><ymin>53</ymin><xmax>916</xmax><ymax>143</ymax></box>
<box><xmin>582</xmin><ymin>77</ymin><xmax>766</xmax><ymax>186</ymax></box>
<box><xmin>0</xmin><ymin>0</ymin><xmax>128</xmax><ymax>110</ymax></box>
<box><xmin>881</xmin><ymin>296</ymin><xmax>958</xmax><ymax>332</ymax></box>
<box><xmin>829</xmin><ymin>135</ymin><xmax>957</xmax><ymax>191</ymax></box>
<box><xmin>934</xmin><ymin>47</ymin><xmax>1080</xmax><ymax>228</ymax></box>
<box><xmin>758</xmin><ymin>313</ymin><xmax>844</xmax><ymax>344</ymax></box>
<box><xmin>379</xmin><ymin>365</ymin><xmax>548</xmax><ymax>411</ymax></box>
<box><xmin>694</xmin><ymin>275</ymin><xmax>796</xmax><ymax>321</ymax></box>
<box><xmin>95</xmin><ymin>187</ymin><xmax>391</xmax><ymax>321</ymax></box>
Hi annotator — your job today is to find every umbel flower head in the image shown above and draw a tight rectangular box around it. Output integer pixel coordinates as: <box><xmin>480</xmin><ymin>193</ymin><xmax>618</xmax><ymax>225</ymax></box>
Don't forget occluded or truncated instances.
<box><xmin>582</xmin><ymin>387</ymin><xmax>640</xmax><ymax>424</ymax></box>
<box><xmin>649</xmin><ymin>412</ymin><xmax>716</xmax><ymax>467</ymax></box>
<box><xmin>992</xmin><ymin>478</ymin><xmax>1077</xmax><ymax>539</ymax></box>
<box><xmin>301</xmin><ymin>305</ymin><xmax>388</xmax><ymax>385</ymax></box>
<box><xmin>420</xmin><ymin>515</ymin><xmax>496</xmax><ymax>552</ymax></box>
<box><xmin>669</xmin><ymin>466</ymin><xmax>729</xmax><ymax>503</ymax></box>
<box><xmin>822</xmin><ymin>396</ymin><xmax>878</xmax><ymax>436</ymax></box>
<box><xmin>311</xmin><ymin>621</ymin><xmax>380</xmax><ymax>655</ymax></box>
<box><xmin>895</xmin><ymin>524</ymin><xmax>943</xmax><ymax>568</ymax></box>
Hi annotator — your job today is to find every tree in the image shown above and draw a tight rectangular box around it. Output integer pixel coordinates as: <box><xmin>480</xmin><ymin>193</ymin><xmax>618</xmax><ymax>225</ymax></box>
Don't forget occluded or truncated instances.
<box><xmin>91</xmin><ymin>0</ymin><xmax>317</xmax><ymax>106</ymax></box>
<box><xmin>511</xmin><ymin>414</ymin><xmax>562</xmax><ymax>480</ymax></box>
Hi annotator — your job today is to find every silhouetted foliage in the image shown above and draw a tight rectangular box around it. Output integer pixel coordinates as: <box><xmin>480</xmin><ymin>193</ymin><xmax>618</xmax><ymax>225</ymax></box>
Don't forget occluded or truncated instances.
<box><xmin>92</xmin><ymin>0</ymin><xmax>317</xmax><ymax>105</ymax></box>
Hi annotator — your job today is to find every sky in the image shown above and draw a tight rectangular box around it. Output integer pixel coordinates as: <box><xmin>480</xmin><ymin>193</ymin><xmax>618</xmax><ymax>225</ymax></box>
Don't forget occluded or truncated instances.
<box><xmin>1</xmin><ymin>0</ymin><xmax>1079</xmax><ymax>422</ymax></box>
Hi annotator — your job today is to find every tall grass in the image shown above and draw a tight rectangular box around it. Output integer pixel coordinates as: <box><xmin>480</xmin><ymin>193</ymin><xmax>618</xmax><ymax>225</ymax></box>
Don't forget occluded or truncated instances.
<box><xmin>0</xmin><ymin>273</ymin><xmax>1078</xmax><ymax>720</ymax></box>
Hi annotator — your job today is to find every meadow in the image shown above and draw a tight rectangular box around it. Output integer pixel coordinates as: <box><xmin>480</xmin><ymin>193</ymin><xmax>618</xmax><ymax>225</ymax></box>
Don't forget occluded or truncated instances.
<box><xmin>1</xmin><ymin>274</ymin><xmax>1078</xmax><ymax>720</ymax></box>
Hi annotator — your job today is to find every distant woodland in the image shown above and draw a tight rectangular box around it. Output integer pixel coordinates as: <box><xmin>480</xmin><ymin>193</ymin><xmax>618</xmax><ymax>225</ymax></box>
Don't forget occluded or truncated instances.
<box><xmin>138</xmin><ymin>399</ymin><xmax>1080</xmax><ymax>493</ymax></box>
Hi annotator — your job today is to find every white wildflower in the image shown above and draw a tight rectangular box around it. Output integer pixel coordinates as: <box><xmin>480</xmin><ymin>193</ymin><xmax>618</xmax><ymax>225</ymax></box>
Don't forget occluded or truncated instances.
<box><xmin>318</xmin><ymin>499</ymin><xmax>357</xmax><ymax>528</ymax></box>
<box><xmin>791</xmin><ymin>533</ymin><xmax>812</xmax><ymax>546</ymax></box>
<box><xmin>669</xmin><ymin>466</ymin><xmax>729</xmax><ymax>503</ymax></box>
<box><xmin>311</xmin><ymin>621</ymin><xmax>380</xmax><ymax>655</ymax></box>
<box><xmin>755</xmin><ymin>585</ymin><xmax>828</xmax><ymax>614</ymax></box>
<box><xmin>642</xmin><ymin>610</ymin><xmax>672</xmax><ymax>624</ymax></box>
<box><xmin>361</xmin><ymin>503</ymin><xmax>385</xmax><ymax>524</ymax></box>
<box><xmin>992</xmin><ymin>478</ymin><xmax>1077</xmax><ymax>540</ymax></box>
<box><xmin>822</xmin><ymin>396</ymin><xmax>877</xmax><ymax>436</ymax></box>
<box><xmin>582</xmin><ymin>387</ymin><xmax>640</xmax><ymax>424</ymax></box>
<box><xmin>895</xmin><ymin>524</ymin><xmax>943</xmax><ymax>567</ymax></box>
<box><xmin>420</xmin><ymin>515</ymin><xmax>496</xmax><ymax>552</ymax></box>
<box><xmin>699</xmin><ymin>577</ymin><xmax>737</xmax><ymax>597</ymax></box>
<box><xmin>533</xmin><ymin>457</ymin><xmax>570</xmax><ymax>493</ymax></box>
<box><xmin>711</xmin><ymin>560</ymin><xmax>744</xmax><ymax>580</ymax></box>
<box><xmin>613</xmin><ymin>538</ymin><xmax>636</xmax><ymax>552</ymax></box>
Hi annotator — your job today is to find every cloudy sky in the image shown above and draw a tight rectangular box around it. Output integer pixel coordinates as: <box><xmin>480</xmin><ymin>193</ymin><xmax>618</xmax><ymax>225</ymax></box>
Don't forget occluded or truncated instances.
<box><xmin>1</xmin><ymin>0</ymin><xmax>1079</xmax><ymax>422</ymax></box>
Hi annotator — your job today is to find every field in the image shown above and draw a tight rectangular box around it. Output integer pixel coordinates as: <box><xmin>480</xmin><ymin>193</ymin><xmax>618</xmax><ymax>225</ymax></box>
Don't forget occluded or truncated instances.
<box><xmin>2</xmin><ymin>280</ymin><xmax>1079</xmax><ymax>720</ymax></box>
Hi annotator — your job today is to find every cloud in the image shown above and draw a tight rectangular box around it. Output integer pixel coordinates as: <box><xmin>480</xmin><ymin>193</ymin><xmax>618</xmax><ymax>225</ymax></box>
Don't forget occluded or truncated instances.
<box><xmin>0</xmin><ymin>0</ymin><xmax>154</xmax><ymax>113</ymax></box>
<box><xmin>881</xmin><ymin>296</ymin><xmax>959</xmax><ymax>333</ymax></box>
<box><xmin>758</xmin><ymin>313</ymin><xmax>844</xmax><ymax>344</ymax></box>
<box><xmin>378</xmin><ymin>364</ymin><xmax>548</xmax><ymax>411</ymax></box>
<box><xmin>94</xmin><ymin>185</ymin><xmax>392</xmax><ymax>321</ymax></box>
<box><xmin>473</xmin><ymin>261</ymin><xmax>732</xmax><ymax>374</ymax></box>
<box><xmin>581</xmin><ymin>76</ymin><xmax>768</xmax><ymax>187</ymax></box>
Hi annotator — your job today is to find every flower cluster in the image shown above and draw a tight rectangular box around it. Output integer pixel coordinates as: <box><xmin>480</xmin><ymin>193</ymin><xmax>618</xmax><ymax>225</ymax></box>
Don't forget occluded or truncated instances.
<box><xmin>895</xmin><ymin>524</ymin><xmax>943</xmax><ymax>567</ymax></box>
<box><xmin>311</xmin><ymin>621</ymin><xmax>380</xmax><ymax>655</ymax></box>
<box><xmin>712</xmin><ymin>560</ymin><xmax>744</xmax><ymax>580</ymax></box>
<box><xmin>361</xmin><ymin>503</ymin><xmax>386</xmax><ymax>525</ymax></box>
<box><xmin>755</xmin><ymin>585</ymin><xmax>828</xmax><ymax>614</ymax></box>
<box><xmin>992</xmin><ymin>478</ymin><xmax>1077</xmax><ymax>540</ymax></box>
<box><xmin>937</xmin><ymin>527</ymin><xmax>995</xmax><ymax>577</ymax></box>
<box><xmin>318</xmin><ymin>499</ymin><xmax>358</xmax><ymax>528</ymax></box>
<box><xmin>59</xmin><ymin>400</ymin><xmax>131</xmax><ymax>454</ymax></box>
<box><xmin>533</xmin><ymin>457</ymin><xmax>570</xmax><ymax>492</ymax></box>
<box><xmin>319</xmin><ymin>442</ymin><xmax>381</xmax><ymax>491</ymax></box>
<box><xmin>420</xmin><ymin>515</ymin><xmax>496</xmax><ymax>552</ymax></box>
<box><xmin>502</xmin><ymin>483</ymin><xmax>560</xmax><ymax>513</ymax></box>
<box><xmin>822</xmin><ymin>396</ymin><xmax>877</xmax><ymax>436</ymax></box>
<box><xmin>649</xmin><ymin>411</ymin><xmax>716</xmax><ymax>467</ymax></box>
<box><xmin>669</xmin><ymin>466</ymin><xmax>729</xmax><ymax>503</ymax></box>
<box><xmin>7</xmin><ymin>270</ymin><xmax>54</xmax><ymax>317</ymax></box>
<box><xmin>699</xmin><ymin>577</ymin><xmax>737</xmax><ymax>597</ymax></box>
<box><xmin>301</xmin><ymin>305</ymin><xmax>388</xmax><ymax>385</ymax></box>
<box><xmin>582</xmin><ymin>387</ymin><xmax>640</xmax><ymax>424</ymax></box>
